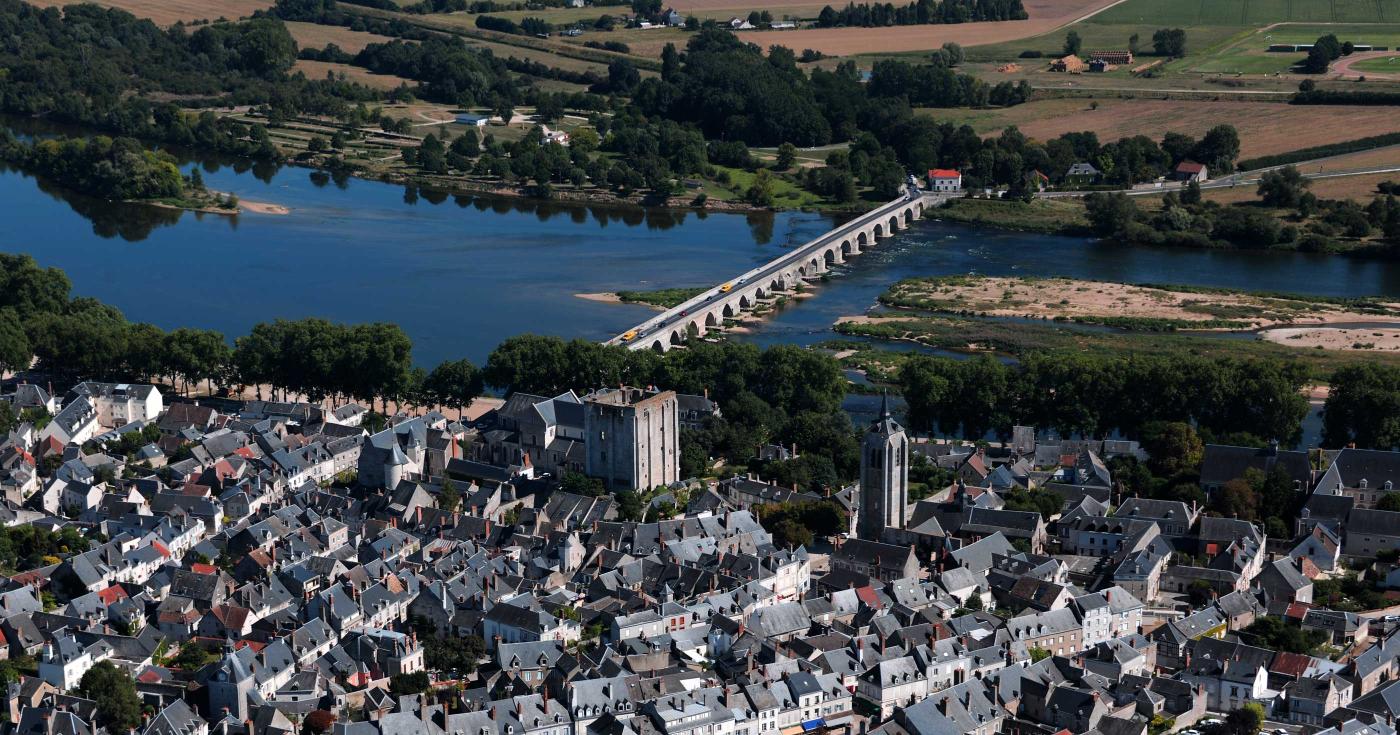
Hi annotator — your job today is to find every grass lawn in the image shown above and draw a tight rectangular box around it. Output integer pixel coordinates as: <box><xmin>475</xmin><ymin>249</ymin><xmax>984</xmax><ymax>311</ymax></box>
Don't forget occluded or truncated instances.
<box><xmin>934</xmin><ymin>197</ymin><xmax>1090</xmax><ymax>233</ymax></box>
<box><xmin>1352</xmin><ymin>54</ymin><xmax>1400</xmax><ymax>72</ymax></box>
<box><xmin>1181</xmin><ymin>24</ymin><xmax>1400</xmax><ymax>73</ymax></box>
<box><xmin>1086</xmin><ymin>0</ymin><xmax>1394</xmax><ymax>25</ymax></box>
<box><xmin>964</xmin><ymin>23</ymin><xmax>1245</xmax><ymax>63</ymax></box>
<box><xmin>705</xmin><ymin>165</ymin><xmax>830</xmax><ymax>207</ymax></box>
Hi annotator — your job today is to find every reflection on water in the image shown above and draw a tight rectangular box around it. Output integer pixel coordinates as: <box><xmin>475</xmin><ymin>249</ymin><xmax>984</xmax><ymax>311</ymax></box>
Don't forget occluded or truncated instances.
<box><xmin>9</xmin><ymin>114</ymin><xmax>1400</xmax><ymax>374</ymax></box>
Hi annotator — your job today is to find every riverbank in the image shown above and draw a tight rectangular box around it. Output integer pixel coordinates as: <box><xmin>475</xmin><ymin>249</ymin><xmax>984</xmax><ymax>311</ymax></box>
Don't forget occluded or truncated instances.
<box><xmin>934</xmin><ymin>197</ymin><xmax>1092</xmax><ymax>235</ymax></box>
<box><xmin>575</xmin><ymin>288</ymin><xmax>707</xmax><ymax>310</ymax></box>
<box><xmin>831</xmin><ymin>313</ymin><xmax>1400</xmax><ymax>380</ymax></box>
<box><xmin>876</xmin><ymin>276</ymin><xmax>1400</xmax><ymax>331</ymax></box>
<box><xmin>141</xmin><ymin>192</ymin><xmax>290</xmax><ymax>217</ymax></box>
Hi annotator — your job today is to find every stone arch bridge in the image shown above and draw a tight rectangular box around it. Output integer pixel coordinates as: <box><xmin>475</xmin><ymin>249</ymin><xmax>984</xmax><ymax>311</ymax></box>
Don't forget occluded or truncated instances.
<box><xmin>606</xmin><ymin>193</ymin><xmax>936</xmax><ymax>353</ymax></box>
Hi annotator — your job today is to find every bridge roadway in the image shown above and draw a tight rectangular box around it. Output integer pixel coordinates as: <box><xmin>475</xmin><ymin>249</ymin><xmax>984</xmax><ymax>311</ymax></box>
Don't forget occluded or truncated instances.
<box><xmin>606</xmin><ymin>191</ymin><xmax>937</xmax><ymax>353</ymax></box>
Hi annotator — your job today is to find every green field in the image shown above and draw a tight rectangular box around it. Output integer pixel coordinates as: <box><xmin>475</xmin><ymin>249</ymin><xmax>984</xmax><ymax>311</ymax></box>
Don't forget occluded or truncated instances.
<box><xmin>1087</xmin><ymin>0</ymin><xmax>1399</xmax><ymax>25</ymax></box>
<box><xmin>964</xmin><ymin>22</ymin><xmax>1246</xmax><ymax>63</ymax></box>
<box><xmin>1353</xmin><ymin>54</ymin><xmax>1400</xmax><ymax>70</ymax></box>
<box><xmin>1185</xmin><ymin>23</ymin><xmax>1400</xmax><ymax>73</ymax></box>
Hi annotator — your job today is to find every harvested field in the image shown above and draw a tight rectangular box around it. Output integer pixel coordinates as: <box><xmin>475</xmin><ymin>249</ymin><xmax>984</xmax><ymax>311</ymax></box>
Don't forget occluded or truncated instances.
<box><xmin>733</xmin><ymin>0</ymin><xmax>1126</xmax><ymax>55</ymax></box>
<box><xmin>877</xmin><ymin>275</ymin><xmax>1400</xmax><ymax>329</ymax></box>
<box><xmin>921</xmin><ymin>98</ymin><xmax>1400</xmax><ymax>158</ymax></box>
<box><xmin>285</xmin><ymin>21</ymin><xmax>400</xmax><ymax>54</ymax></box>
<box><xmin>292</xmin><ymin>60</ymin><xmax>414</xmax><ymax>90</ymax></box>
<box><xmin>28</xmin><ymin>0</ymin><xmax>270</xmax><ymax>24</ymax></box>
<box><xmin>1198</xmin><ymin>171</ymin><xmax>1400</xmax><ymax>205</ymax></box>
<box><xmin>667</xmin><ymin>0</ymin><xmax>833</xmax><ymax>11</ymax></box>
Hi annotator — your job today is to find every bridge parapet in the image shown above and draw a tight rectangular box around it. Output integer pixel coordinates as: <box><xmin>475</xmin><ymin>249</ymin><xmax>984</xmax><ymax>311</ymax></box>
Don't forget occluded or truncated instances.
<box><xmin>609</xmin><ymin>192</ymin><xmax>939</xmax><ymax>352</ymax></box>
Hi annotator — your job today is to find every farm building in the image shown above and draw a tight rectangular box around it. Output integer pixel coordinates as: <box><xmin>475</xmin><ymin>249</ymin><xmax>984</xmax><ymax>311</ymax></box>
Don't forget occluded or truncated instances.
<box><xmin>927</xmin><ymin>169</ymin><xmax>962</xmax><ymax>192</ymax></box>
<box><xmin>1088</xmin><ymin>59</ymin><xmax>1115</xmax><ymax>72</ymax></box>
<box><xmin>1050</xmin><ymin>55</ymin><xmax>1087</xmax><ymax>73</ymax></box>
<box><xmin>1089</xmin><ymin>50</ymin><xmax>1133</xmax><ymax>65</ymax></box>
<box><xmin>455</xmin><ymin>113</ymin><xmax>490</xmax><ymax>127</ymax></box>
<box><xmin>1174</xmin><ymin>161</ymin><xmax>1208</xmax><ymax>182</ymax></box>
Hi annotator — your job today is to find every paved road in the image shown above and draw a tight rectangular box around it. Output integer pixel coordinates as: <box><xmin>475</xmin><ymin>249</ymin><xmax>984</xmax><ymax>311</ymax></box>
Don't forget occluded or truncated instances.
<box><xmin>1038</xmin><ymin>163</ymin><xmax>1400</xmax><ymax>199</ymax></box>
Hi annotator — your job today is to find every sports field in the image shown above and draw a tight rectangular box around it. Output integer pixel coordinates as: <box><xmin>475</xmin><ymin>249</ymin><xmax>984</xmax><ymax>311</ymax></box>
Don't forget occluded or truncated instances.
<box><xmin>1183</xmin><ymin>23</ymin><xmax>1400</xmax><ymax>73</ymax></box>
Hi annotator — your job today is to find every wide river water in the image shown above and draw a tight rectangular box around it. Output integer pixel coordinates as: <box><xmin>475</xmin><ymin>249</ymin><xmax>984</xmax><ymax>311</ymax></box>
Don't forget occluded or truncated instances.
<box><xmin>5</xmin><ymin>143</ymin><xmax>1400</xmax><ymax>372</ymax></box>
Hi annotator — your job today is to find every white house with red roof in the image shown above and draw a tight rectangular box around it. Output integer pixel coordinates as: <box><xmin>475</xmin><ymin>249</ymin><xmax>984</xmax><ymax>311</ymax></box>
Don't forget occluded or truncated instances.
<box><xmin>927</xmin><ymin>168</ymin><xmax>962</xmax><ymax>192</ymax></box>
<box><xmin>1174</xmin><ymin>161</ymin><xmax>1208</xmax><ymax>182</ymax></box>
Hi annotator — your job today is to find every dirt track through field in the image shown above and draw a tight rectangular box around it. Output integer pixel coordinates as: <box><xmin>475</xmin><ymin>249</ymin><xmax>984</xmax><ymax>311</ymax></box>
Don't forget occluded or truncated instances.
<box><xmin>733</xmin><ymin>0</ymin><xmax>1129</xmax><ymax>55</ymax></box>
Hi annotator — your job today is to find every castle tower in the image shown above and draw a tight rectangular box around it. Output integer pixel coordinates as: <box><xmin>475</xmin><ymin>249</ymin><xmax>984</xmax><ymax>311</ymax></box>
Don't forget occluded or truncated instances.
<box><xmin>857</xmin><ymin>393</ymin><xmax>909</xmax><ymax>541</ymax></box>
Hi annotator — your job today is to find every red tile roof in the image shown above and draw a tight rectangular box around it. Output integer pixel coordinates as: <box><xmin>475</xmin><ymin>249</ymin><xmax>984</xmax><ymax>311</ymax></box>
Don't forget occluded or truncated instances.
<box><xmin>96</xmin><ymin>586</ymin><xmax>128</xmax><ymax>605</ymax></box>
<box><xmin>1176</xmin><ymin>161</ymin><xmax>1205</xmax><ymax>173</ymax></box>
<box><xmin>928</xmin><ymin>169</ymin><xmax>961</xmax><ymax>179</ymax></box>
<box><xmin>190</xmin><ymin>563</ymin><xmax>217</xmax><ymax>575</ymax></box>
<box><xmin>1270</xmin><ymin>651</ymin><xmax>1310</xmax><ymax>678</ymax></box>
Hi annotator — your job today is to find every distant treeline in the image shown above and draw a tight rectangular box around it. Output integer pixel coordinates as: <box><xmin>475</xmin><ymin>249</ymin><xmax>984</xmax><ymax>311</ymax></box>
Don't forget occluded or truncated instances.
<box><xmin>0</xmin><ymin>0</ymin><xmax>391</xmax><ymax>159</ymax></box>
<box><xmin>816</xmin><ymin>0</ymin><xmax>1027</xmax><ymax>26</ymax></box>
<box><xmin>1292</xmin><ymin>89</ymin><xmax>1400</xmax><ymax>106</ymax></box>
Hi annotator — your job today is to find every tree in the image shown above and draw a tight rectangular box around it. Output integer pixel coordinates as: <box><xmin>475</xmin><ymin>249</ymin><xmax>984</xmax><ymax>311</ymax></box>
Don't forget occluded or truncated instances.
<box><xmin>1152</xmin><ymin>28</ymin><xmax>1187</xmax><ymax>57</ymax></box>
<box><xmin>390</xmin><ymin>671</ymin><xmax>431</xmax><ymax>695</ymax></box>
<box><xmin>1084</xmin><ymin>191</ymin><xmax>1139</xmax><ymax>235</ymax></box>
<box><xmin>1303</xmin><ymin>34</ymin><xmax>1342</xmax><ymax>73</ymax></box>
<box><xmin>1128</xmin><ymin>33</ymin><xmax>1141</xmax><ymax>54</ymax></box>
<box><xmin>1063</xmin><ymin>30</ymin><xmax>1082</xmax><ymax>56</ymax></box>
<box><xmin>631</xmin><ymin>0</ymin><xmax>662</xmax><ymax>17</ymax></box>
<box><xmin>1215</xmin><ymin>477</ymin><xmax>1259</xmax><ymax>520</ymax></box>
<box><xmin>1379</xmin><ymin>494</ymin><xmax>1400</xmax><ymax>512</ymax></box>
<box><xmin>305</xmin><ymin>710</ymin><xmax>337</xmax><ymax>735</ymax></box>
<box><xmin>1257</xmin><ymin>166</ymin><xmax>1310</xmax><ymax>208</ymax></box>
<box><xmin>0</xmin><ymin>309</ymin><xmax>32</xmax><ymax>374</ymax></box>
<box><xmin>776</xmin><ymin>143</ymin><xmax>798</xmax><ymax>171</ymax></box>
<box><xmin>941</xmin><ymin>42</ymin><xmax>965</xmax><ymax>66</ymax></box>
<box><xmin>746</xmin><ymin>168</ymin><xmax>775</xmax><ymax>207</ymax></box>
<box><xmin>424</xmin><ymin>358</ymin><xmax>482</xmax><ymax>412</ymax></box>
<box><xmin>1141</xmin><ymin>421</ymin><xmax>1202</xmax><ymax>478</ymax></box>
<box><xmin>1242</xmin><ymin>617</ymin><xmax>1327</xmax><ymax>654</ymax></box>
<box><xmin>1323</xmin><ymin>364</ymin><xmax>1400</xmax><ymax>449</ymax></box>
<box><xmin>438</xmin><ymin>479</ymin><xmax>460</xmax><ymax>512</ymax></box>
<box><xmin>78</xmin><ymin>662</ymin><xmax>142</xmax><ymax>732</ymax></box>
<box><xmin>1181</xmin><ymin>178</ymin><xmax>1201</xmax><ymax>205</ymax></box>
<box><xmin>1225</xmin><ymin>703</ymin><xmax>1266</xmax><ymax>735</ymax></box>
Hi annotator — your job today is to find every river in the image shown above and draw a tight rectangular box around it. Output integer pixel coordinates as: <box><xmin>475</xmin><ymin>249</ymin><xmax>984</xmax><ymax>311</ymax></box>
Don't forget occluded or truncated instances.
<box><xmin>6</xmin><ymin>136</ymin><xmax>1400</xmax><ymax>374</ymax></box>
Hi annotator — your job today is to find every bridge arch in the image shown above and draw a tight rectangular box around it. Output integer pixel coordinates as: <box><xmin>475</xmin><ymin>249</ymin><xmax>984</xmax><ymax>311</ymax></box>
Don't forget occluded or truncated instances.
<box><xmin>824</xmin><ymin>249</ymin><xmax>836</xmax><ymax>265</ymax></box>
<box><xmin>739</xmin><ymin>294</ymin><xmax>753</xmax><ymax>309</ymax></box>
<box><xmin>723</xmin><ymin>303</ymin><xmax>736</xmax><ymax>318</ymax></box>
<box><xmin>688</xmin><ymin>319</ymin><xmax>703</xmax><ymax>337</ymax></box>
<box><xmin>841</xmin><ymin>240</ymin><xmax>854</xmax><ymax>257</ymax></box>
<box><xmin>889</xmin><ymin>215</ymin><xmax>900</xmax><ymax>232</ymax></box>
<box><xmin>670</xmin><ymin>330</ymin><xmax>683</xmax><ymax>346</ymax></box>
<box><xmin>874</xmin><ymin>223</ymin><xmax>884</xmax><ymax>239</ymax></box>
<box><xmin>705</xmin><ymin>312</ymin><xmax>718</xmax><ymax>327</ymax></box>
<box><xmin>857</xmin><ymin>231</ymin><xmax>869</xmax><ymax>246</ymax></box>
<box><xmin>650</xmin><ymin>339</ymin><xmax>665</xmax><ymax>352</ymax></box>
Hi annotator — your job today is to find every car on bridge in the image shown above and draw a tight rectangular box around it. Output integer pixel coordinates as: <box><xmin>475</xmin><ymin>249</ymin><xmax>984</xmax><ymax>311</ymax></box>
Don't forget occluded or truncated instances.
<box><xmin>621</xmin><ymin>329</ymin><xmax>637</xmax><ymax>342</ymax></box>
<box><xmin>719</xmin><ymin>282</ymin><xmax>733</xmax><ymax>293</ymax></box>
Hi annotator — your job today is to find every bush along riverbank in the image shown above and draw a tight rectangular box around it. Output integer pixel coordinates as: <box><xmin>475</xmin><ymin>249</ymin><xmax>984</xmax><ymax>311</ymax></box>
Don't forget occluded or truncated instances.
<box><xmin>0</xmin><ymin>132</ymin><xmax>243</xmax><ymax>214</ymax></box>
